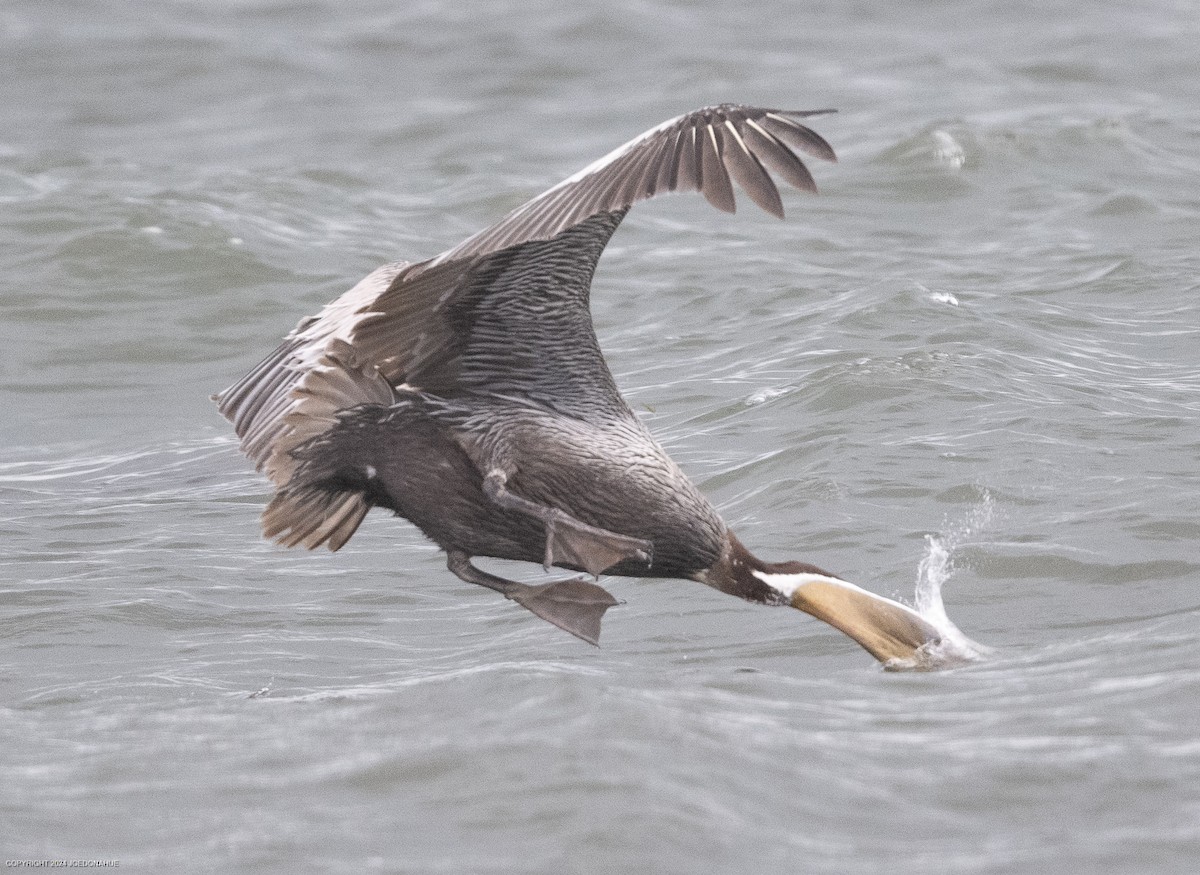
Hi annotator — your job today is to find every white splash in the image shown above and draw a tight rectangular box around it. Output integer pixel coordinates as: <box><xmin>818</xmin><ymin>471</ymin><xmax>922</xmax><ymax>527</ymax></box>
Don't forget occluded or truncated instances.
<box><xmin>930</xmin><ymin>129</ymin><xmax>966</xmax><ymax>169</ymax></box>
<box><xmin>887</xmin><ymin>493</ymin><xmax>995</xmax><ymax>670</ymax></box>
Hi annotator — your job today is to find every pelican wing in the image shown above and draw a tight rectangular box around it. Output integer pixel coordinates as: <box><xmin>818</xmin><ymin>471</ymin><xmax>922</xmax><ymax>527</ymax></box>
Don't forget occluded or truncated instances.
<box><xmin>215</xmin><ymin>104</ymin><xmax>836</xmax><ymax>480</ymax></box>
<box><xmin>409</xmin><ymin>104</ymin><xmax>836</xmax><ymax>273</ymax></box>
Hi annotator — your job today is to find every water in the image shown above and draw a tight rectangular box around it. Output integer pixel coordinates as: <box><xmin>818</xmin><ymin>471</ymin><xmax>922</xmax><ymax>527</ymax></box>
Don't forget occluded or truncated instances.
<box><xmin>3</xmin><ymin>0</ymin><xmax>1199</xmax><ymax>871</ymax></box>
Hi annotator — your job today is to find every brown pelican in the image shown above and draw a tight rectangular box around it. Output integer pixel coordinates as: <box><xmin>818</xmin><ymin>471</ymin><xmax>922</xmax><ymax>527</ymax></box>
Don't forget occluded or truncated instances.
<box><xmin>215</xmin><ymin>104</ymin><xmax>942</xmax><ymax>663</ymax></box>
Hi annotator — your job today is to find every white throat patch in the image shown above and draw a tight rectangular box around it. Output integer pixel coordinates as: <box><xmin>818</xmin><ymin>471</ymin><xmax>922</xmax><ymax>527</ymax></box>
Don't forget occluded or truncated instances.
<box><xmin>752</xmin><ymin>571</ymin><xmax>928</xmax><ymax>622</ymax></box>
<box><xmin>751</xmin><ymin>570</ymin><xmax>850</xmax><ymax>599</ymax></box>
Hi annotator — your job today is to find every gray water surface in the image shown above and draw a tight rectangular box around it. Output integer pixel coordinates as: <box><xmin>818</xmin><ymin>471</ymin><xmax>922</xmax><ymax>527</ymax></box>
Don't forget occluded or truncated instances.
<box><xmin>3</xmin><ymin>1</ymin><xmax>1199</xmax><ymax>872</ymax></box>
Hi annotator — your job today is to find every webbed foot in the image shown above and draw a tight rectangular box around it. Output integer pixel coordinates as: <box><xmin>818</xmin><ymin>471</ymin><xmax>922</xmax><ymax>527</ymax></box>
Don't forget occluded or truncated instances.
<box><xmin>447</xmin><ymin>550</ymin><xmax>621</xmax><ymax>646</ymax></box>
<box><xmin>504</xmin><ymin>577</ymin><xmax>620</xmax><ymax>646</ymax></box>
<box><xmin>542</xmin><ymin>509</ymin><xmax>654</xmax><ymax>577</ymax></box>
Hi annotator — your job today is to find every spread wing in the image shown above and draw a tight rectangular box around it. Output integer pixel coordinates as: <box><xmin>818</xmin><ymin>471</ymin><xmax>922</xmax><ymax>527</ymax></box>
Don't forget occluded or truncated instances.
<box><xmin>215</xmin><ymin>104</ymin><xmax>837</xmax><ymax>482</ymax></box>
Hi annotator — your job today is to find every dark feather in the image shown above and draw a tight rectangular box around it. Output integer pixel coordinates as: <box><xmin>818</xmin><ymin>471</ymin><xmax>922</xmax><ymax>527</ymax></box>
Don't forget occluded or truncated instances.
<box><xmin>720</xmin><ymin>121</ymin><xmax>785</xmax><ymax>218</ymax></box>
<box><xmin>215</xmin><ymin>104</ymin><xmax>837</xmax><ymax>553</ymax></box>
<box><xmin>699</xmin><ymin>123</ymin><xmax>737</xmax><ymax>213</ymax></box>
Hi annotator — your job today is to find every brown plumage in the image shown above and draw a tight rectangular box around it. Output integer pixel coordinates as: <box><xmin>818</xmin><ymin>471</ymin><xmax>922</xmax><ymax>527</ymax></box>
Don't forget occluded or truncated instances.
<box><xmin>215</xmin><ymin>104</ymin><xmax>942</xmax><ymax>662</ymax></box>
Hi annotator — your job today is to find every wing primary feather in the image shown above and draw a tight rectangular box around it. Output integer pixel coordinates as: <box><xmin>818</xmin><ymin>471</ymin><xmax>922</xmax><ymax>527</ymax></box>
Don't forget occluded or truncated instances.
<box><xmin>675</xmin><ymin>125</ymin><xmax>702</xmax><ymax>192</ymax></box>
<box><xmin>721</xmin><ymin>120</ymin><xmax>784</xmax><ymax>218</ymax></box>
<box><xmin>742</xmin><ymin>119</ymin><xmax>818</xmax><ymax>194</ymax></box>
<box><xmin>656</xmin><ymin>126</ymin><xmax>685</xmax><ymax>193</ymax></box>
<box><xmin>761</xmin><ymin>113</ymin><xmax>838</xmax><ymax>162</ymax></box>
<box><xmin>773</xmin><ymin>108</ymin><xmax>839</xmax><ymax>120</ymax></box>
<box><xmin>699</xmin><ymin>123</ymin><xmax>736</xmax><ymax>213</ymax></box>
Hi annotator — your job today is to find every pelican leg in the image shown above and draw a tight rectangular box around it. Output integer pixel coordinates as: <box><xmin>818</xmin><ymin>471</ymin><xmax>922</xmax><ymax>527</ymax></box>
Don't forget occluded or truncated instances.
<box><xmin>481</xmin><ymin>470</ymin><xmax>653</xmax><ymax>577</ymax></box>
<box><xmin>447</xmin><ymin>550</ymin><xmax>620</xmax><ymax>646</ymax></box>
